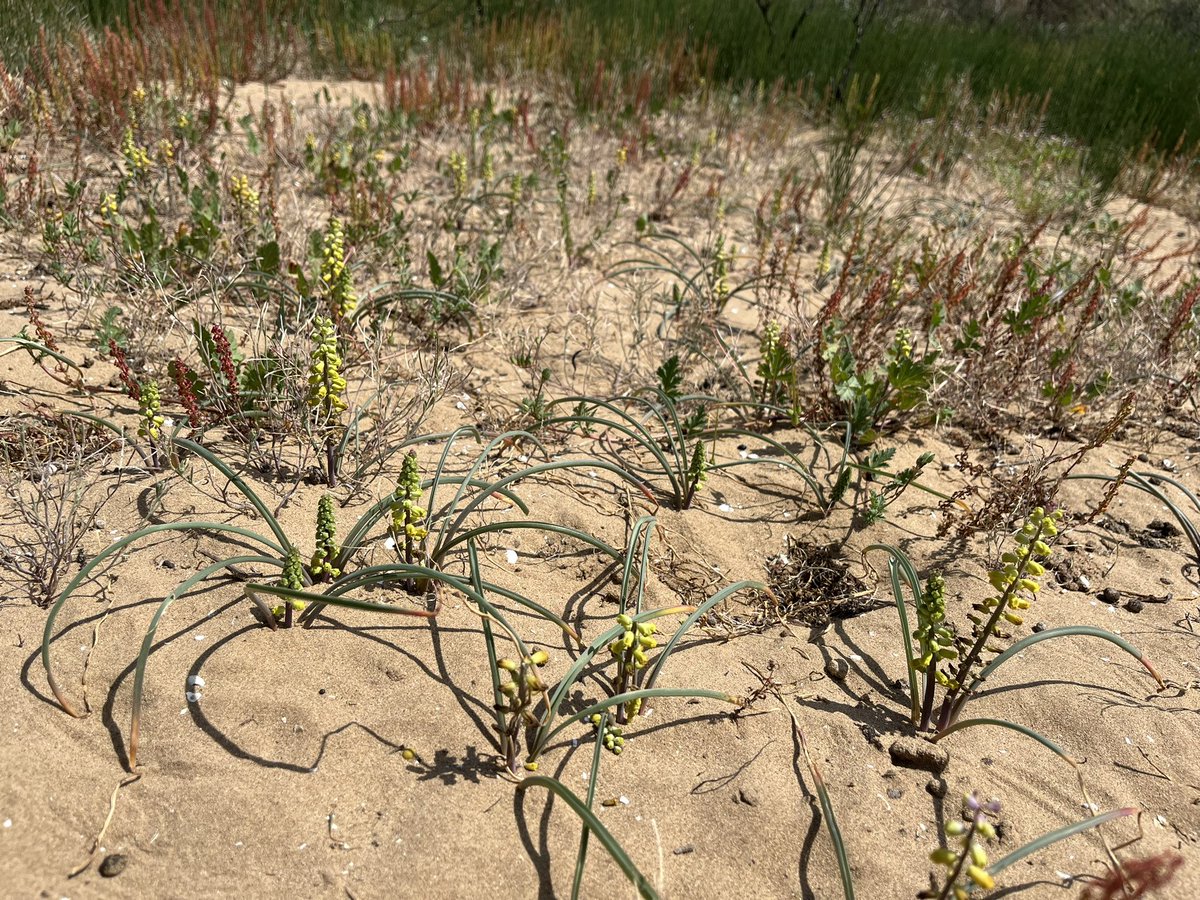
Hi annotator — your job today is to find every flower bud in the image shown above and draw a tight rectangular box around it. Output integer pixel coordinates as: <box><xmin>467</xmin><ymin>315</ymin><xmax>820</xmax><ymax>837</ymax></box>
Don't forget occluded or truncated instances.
<box><xmin>529</xmin><ymin>649</ymin><xmax>549</xmax><ymax>667</ymax></box>
<box><xmin>929</xmin><ymin>848</ymin><xmax>957</xmax><ymax>866</ymax></box>
<box><xmin>967</xmin><ymin>865</ymin><xmax>994</xmax><ymax>890</ymax></box>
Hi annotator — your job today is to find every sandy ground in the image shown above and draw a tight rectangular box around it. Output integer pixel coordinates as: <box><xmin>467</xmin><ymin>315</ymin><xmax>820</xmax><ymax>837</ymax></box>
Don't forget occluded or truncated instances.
<box><xmin>1</xmin><ymin>78</ymin><xmax>1199</xmax><ymax>900</ymax></box>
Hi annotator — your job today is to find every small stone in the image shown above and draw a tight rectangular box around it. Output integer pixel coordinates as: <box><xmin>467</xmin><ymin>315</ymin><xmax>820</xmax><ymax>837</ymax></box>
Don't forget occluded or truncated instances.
<box><xmin>99</xmin><ymin>854</ymin><xmax>127</xmax><ymax>877</ymax></box>
<box><xmin>673</xmin><ymin>844</ymin><xmax>695</xmax><ymax>855</ymax></box>
<box><xmin>736</xmin><ymin>788</ymin><xmax>760</xmax><ymax>807</ymax></box>
<box><xmin>1126</xmin><ymin>599</ymin><xmax>1144</xmax><ymax>614</ymax></box>
<box><xmin>1032</xmin><ymin>622</ymin><xmax>1047</xmax><ymax>633</ymax></box>
<box><xmin>1077</xmin><ymin>575</ymin><xmax>1092</xmax><ymax>591</ymax></box>
<box><xmin>888</xmin><ymin>737</ymin><xmax>949</xmax><ymax>774</ymax></box>
<box><xmin>1137</xmin><ymin>452</ymin><xmax>1150</xmax><ymax>463</ymax></box>
<box><xmin>886</xmin><ymin>787</ymin><xmax>903</xmax><ymax>800</ymax></box>
<box><xmin>824</xmin><ymin>659</ymin><xmax>849</xmax><ymax>682</ymax></box>
<box><xmin>1099</xmin><ymin>588</ymin><xmax>1121</xmax><ymax>604</ymax></box>
<box><xmin>926</xmin><ymin>777</ymin><xmax>948</xmax><ymax>798</ymax></box>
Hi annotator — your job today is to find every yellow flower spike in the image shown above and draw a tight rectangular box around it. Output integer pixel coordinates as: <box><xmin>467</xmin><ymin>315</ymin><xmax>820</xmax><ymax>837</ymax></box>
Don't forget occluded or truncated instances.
<box><xmin>497</xmin><ymin>658</ymin><xmax>518</xmax><ymax>672</ymax></box>
<box><xmin>969</xmin><ymin>843</ymin><xmax>988</xmax><ymax>866</ymax></box>
<box><xmin>616</xmin><ymin>613</ymin><xmax>633</xmax><ymax>628</ymax></box>
<box><xmin>523</xmin><ymin>761</ymin><xmax>539</xmax><ymax>772</ymax></box>
<box><xmin>529</xmin><ymin>650</ymin><xmax>549</xmax><ymax>667</ymax></box>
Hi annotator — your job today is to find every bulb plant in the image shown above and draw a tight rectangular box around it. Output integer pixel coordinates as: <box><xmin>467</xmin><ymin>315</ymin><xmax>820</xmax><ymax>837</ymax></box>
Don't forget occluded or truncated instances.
<box><xmin>542</xmin><ymin>380</ymin><xmax>827</xmax><ymax>511</ymax></box>
<box><xmin>866</xmin><ymin>506</ymin><xmax>1164</xmax><ymax>744</ymax></box>
<box><xmin>42</xmin><ymin>435</ymin><xmax>481</xmax><ymax>769</ymax></box>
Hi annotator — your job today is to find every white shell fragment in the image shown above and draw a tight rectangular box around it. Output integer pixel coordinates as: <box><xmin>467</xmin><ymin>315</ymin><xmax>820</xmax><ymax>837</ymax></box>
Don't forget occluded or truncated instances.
<box><xmin>505</xmin><ymin>549</ymin><xmax>519</xmax><ymax>566</ymax></box>
<box><xmin>185</xmin><ymin>691</ymin><xmax>203</xmax><ymax>703</ymax></box>
<box><xmin>187</xmin><ymin>675</ymin><xmax>205</xmax><ymax>688</ymax></box>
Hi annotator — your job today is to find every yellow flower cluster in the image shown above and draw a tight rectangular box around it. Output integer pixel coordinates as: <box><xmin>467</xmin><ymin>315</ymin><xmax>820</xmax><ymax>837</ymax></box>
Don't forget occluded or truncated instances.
<box><xmin>98</xmin><ymin>192</ymin><xmax>119</xmax><ymax>221</ymax></box>
<box><xmin>310</xmin><ymin>494</ymin><xmax>341</xmax><ymax>580</ymax></box>
<box><xmin>320</xmin><ymin>217</ymin><xmax>356</xmax><ymax>320</ymax></box>
<box><xmin>609</xmin><ymin>613</ymin><xmax>657</xmax><ymax>719</ymax></box>
<box><xmin>712</xmin><ymin>235</ymin><xmax>735</xmax><ymax>301</ymax></box>
<box><xmin>230</xmin><ymin>174</ymin><xmax>259</xmax><ymax>218</ymax></box>
<box><xmin>307</xmin><ymin>316</ymin><xmax>347</xmax><ymax>418</ymax></box>
<box><xmin>497</xmin><ymin>650</ymin><xmax>549</xmax><ymax>725</ymax></box>
<box><xmin>391</xmin><ymin>451</ymin><xmax>428</xmax><ymax>543</ymax></box>
<box><xmin>914</xmin><ymin>572</ymin><xmax>958</xmax><ymax>688</ymax></box>
<box><xmin>972</xmin><ymin>507</ymin><xmax>1061</xmax><ymax>631</ymax></box>
<box><xmin>448</xmin><ymin>150</ymin><xmax>468</xmax><ymax>196</ymax></box>
<box><xmin>137</xmin><ymin>379</ymin><xmax>164</xmax><ymax>441</ymax></box>
<box><xmin>122</xmin><ymin>128</ymin><xmax>151</xmax><ymax>174</ymax></box>
<box><xmin>817</xmin><ymin>243</ymin><xmax>832</xmax><ymax>278</ymax></box>
<box><xmin>270</xmin><ymin>548</ymin><xmax>308</xmax><ymax>622</ymax></box>
<box><xmin>929</xmin><ymin>794</ymin><xmax>1001</xmax><ymax>898</ymax></box>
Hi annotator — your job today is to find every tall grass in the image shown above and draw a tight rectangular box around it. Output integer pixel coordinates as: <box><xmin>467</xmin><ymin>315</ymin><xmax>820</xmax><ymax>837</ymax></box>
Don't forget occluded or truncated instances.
<box><xmin>7</xmin><ymin>0</ymin><xmax>1199</xmax><ymax>175</ymax></box>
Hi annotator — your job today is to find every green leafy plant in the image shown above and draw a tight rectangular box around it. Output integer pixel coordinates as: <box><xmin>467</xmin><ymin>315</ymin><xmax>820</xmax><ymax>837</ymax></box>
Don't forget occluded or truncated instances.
<box><xmin>543</xmin><ymin>384</ymin><xmax>826</xmax><ymax>511</ymax></box>
<box><xmin>823</xmin><ymin>325</ymin><xmax>945</xmax><ymax>447</ymax></box>
<box><xmin>866</xmin><ymin>507</ymin><xmax>1164</xmax><ymax>739</ymax></box>
<box><xmin>39</xmin><ymin>436</ymin><xmax>459</xmax><ymax>769</ymax></box>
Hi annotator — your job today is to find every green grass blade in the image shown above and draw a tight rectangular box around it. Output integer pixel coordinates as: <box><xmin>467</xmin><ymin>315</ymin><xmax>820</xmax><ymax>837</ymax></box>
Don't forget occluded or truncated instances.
<box><xmin>986</xmin><ymin>808</ymin><xmax>1138</xmax><ymax>879</ymax></box>
<box><xmin>863</xmin><ymin>544</ymin><xmax>923</xmax><ymax>724</ymax></box>
<box><xmin>43</xmin><ymin>521</ymin><xmax>284</xmax><ymax>717</ymax></box>
<box><xmin>950</xmin><ymin>625</ymin><xmax>1164</xmax><ymax>724</ymax></box>
<box><xmin>171</xmin><ymin>437</ymin><xmax>291</xmax><ymax>550</ymax></box>
<box><xmin>518</xmin><ymin>776</ymin><xmax>659</xmax><ymax>900</ymax></box>
<box><xmin>536</xmin><ymin>688</ymin><xmax>736</xmax><ymax>753</ymax></box>
<box><xmin>130</xmin><ymin>554</ymin><xmax>281</xmax><ymax>768</ymax></box>
<box><xmin>932</xmin><ymin>718</ymin><xmax>1080</xmax><ymax>766</ymax></box>
<box><xmin>789</xmin><ymin>709</ymin><xmax>854</xmax><ymax>900</ymax></box>
<box><xmin>643</xmin><ymin>581</ymin><xmax>766</xmax><ymax>690</ymax></box>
